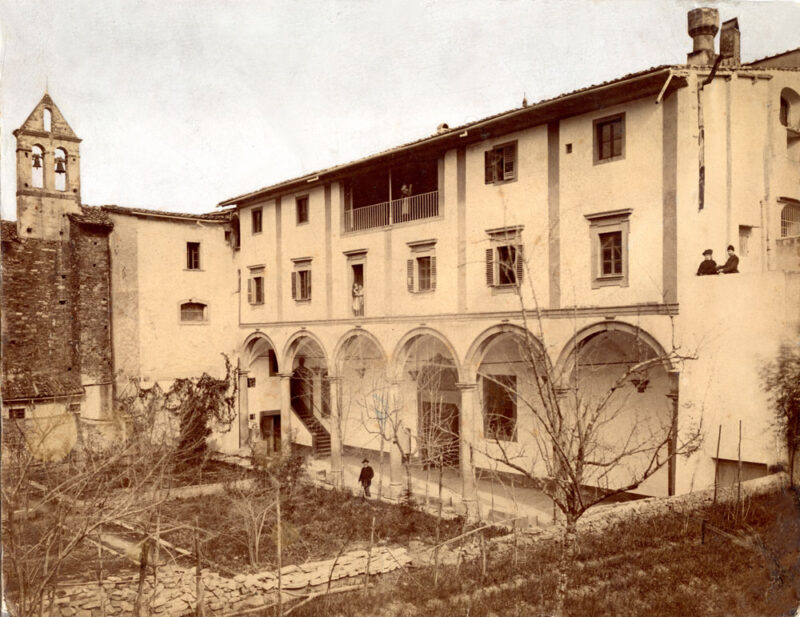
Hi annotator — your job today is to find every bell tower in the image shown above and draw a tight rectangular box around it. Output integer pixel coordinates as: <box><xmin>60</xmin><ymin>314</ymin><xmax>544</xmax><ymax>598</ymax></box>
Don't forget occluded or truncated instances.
<box><xmin>13</xmin><ymin>94</ymin><xmax>82</xmax><ymax>240</ymax></box>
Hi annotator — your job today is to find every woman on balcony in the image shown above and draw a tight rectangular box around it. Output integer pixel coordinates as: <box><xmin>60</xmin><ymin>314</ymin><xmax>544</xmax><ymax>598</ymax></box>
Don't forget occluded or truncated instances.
<box><xmin>352</xmin><ymin>282</ymin><xmax>364</xmax><ymax>316</ymax></box>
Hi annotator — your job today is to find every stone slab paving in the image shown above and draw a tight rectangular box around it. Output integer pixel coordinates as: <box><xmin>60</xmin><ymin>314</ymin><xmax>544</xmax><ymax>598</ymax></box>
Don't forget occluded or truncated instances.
<box><xmin>48</xmin><ymin>546</ymin><xmax>411</xmax><ymax>617</ymax></box>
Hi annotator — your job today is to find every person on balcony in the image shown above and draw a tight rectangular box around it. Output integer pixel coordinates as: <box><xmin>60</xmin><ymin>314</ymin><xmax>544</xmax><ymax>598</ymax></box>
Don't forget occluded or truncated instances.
<box><xmin>400</xmin><ymin>184</ymin><xmax>412</xmax><ymax>218</ymax></box>
<box><xmin>696</xmin><ymin>249</ymin><xmax>718</xmax><ymax>276</ymax></box>
<box><xmin>352</xmin><ymin>282</ymin><xmax>364</xmax><ymax>316</ymax></box>
<box><xmin>716</xmin><ymin>245</ymin><xmax>740</xmax><ymax>274</ymax></box>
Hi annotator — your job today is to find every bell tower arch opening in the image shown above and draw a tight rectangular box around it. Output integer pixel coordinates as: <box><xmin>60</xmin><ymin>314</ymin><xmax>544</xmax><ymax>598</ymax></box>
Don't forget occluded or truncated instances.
<box><xmin>13</xmin><ymin>94</ymin><xmax>82</xmax><ymax>240</ymax></box>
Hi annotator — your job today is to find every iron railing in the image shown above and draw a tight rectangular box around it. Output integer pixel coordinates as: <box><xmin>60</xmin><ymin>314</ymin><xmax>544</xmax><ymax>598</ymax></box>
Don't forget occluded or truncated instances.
<box><xmin>344</xmin><ymin>190</ymin><xmax>439</xmax><ymax>232</ymax></box>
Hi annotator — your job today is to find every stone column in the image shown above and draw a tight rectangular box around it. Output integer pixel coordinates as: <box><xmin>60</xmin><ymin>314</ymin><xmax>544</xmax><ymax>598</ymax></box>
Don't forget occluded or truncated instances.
<box><xmin>238</xmin><ymin>369</ymin><xmax>250</xmax><ymax>449</ymax></box>
<box><xmin>328</xmin><ymin>375</ymin><xmax>343</xmax><ymax>488</ymax></box>
<box><xmin>457</xmin><ymin>382</ymin><xmax>479</xmax><ymax>520</ymax></box>
<box><xmin>388</xmin><ymin>380</ymin><xmax>404</xmax><ymax>500</ymax></box>
<box><xmin>667</xmin><ymin>370</ymin><xmax>680</xmax><ymax>496</ymax></box>
<box><xmin>279</xmin><ymin>373</ymin><xmax>292</xmax><ymax>453</ymax></box>
<box><xmin>312</xmin><ymin>369</ymin><xmax>323</xmax><ymax>417</ymax></box>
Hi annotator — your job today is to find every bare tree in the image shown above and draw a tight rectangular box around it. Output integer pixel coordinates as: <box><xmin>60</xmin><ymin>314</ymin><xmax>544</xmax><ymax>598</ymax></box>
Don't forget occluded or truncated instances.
<box><xmin>472</xmin><ymin>254</ymin><xmax>703</xmax><ymax>614</ymax></box>
<box><xmin>761</xmin><ymin>336</ymin><xmax>800</xmax><ymax>486</ymax></box>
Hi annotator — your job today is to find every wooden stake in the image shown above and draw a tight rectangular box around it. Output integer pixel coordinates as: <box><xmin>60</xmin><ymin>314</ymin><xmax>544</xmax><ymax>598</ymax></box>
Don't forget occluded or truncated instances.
<box><xmin>713</xmin><ymin>424</ymin><xmax>722</xmax><ymax>505</ymax></box>
<box><xmin>195</xmin><ymin>515</ymin><xmax>204</xmax><ymax>617</ymax></box>
<box><xmin>276</xmin><ymin>479</ymin><xmax>283</xmax><ymax>617</ymax></box>
<box><xmin>364</xmin><ymin>515</ymin><xmax>375</xmax><ymax>594</ymax></box>
<box><xmin>737</xmin><ymin>420</ymin><xmax>743</xmax><ymax>520</ymax></box>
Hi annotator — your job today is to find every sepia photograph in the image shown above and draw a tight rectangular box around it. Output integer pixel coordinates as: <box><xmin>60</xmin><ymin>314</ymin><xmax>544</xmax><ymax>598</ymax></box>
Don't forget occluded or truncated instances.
<box><xmin>1</xmin><ymin>1</ymin><xmax>800</xmax><ymax>615</ymax></box>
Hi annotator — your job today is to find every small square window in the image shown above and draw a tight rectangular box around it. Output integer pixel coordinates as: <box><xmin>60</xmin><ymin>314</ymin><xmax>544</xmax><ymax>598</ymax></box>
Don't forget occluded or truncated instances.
<box><xmin>180</xmin><ymin>301</ymin><xmax>208</xmax><ymax>322</ymax></box>
<box><xmin>484</xmin><ymin>142</ymin><xmax>517</xmax><ymax>184</ymax></box>
<box><xmin>247</xmin><ymin>377</ymin><xmax>256</xmax><ymax>388</ymax></box>
<box><xmin>186</xmin><ymin>242</ymin><xmax>200</xmax><ymax>270</ymax></box>
<box><xmin>296</xmin><ymin>196</ymin><xmax>309</xmax><ymax>224</ymax></box>
<box><xmin>593</xmin><ymin>114</ymin><xmax>625</xmax><ymax>164</ymax></box>
<box><xmin>251</xmin><ymin>208</ymin><xmax>262</xmax><ymax>234</ymax></box>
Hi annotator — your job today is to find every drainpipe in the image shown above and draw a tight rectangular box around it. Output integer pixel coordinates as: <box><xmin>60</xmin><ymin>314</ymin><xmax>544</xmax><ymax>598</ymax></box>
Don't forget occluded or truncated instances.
<box><xmin>696</xmin><ymin>55</ymin><xmax>722</xmax><ymax>211</ymax></box>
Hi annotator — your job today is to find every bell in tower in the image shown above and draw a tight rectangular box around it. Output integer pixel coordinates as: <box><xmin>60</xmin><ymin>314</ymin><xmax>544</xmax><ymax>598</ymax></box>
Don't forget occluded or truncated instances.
<box><xmin>13</xmin><ymin>93</ymin><xmax>82</xmax><ymax>240</ymax></box>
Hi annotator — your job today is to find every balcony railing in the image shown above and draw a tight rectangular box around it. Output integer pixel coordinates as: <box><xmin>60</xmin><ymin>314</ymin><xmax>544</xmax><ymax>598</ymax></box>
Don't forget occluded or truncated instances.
<box><xmin>345</xmin><ymin>190</ymin><xmax>439</xmax><ymax>232</ymax></box>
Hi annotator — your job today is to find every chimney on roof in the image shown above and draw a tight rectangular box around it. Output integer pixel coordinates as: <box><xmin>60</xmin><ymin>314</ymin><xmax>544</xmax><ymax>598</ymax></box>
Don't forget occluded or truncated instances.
<box><xmin>687</xmin><ymin>7</ymin><xmax>719</xmax><ymax>66</ymax></box>
<box><xmin>719</xmin><ymin>18</ymin><xmax>740</xmax><ymax>67</ymax></box>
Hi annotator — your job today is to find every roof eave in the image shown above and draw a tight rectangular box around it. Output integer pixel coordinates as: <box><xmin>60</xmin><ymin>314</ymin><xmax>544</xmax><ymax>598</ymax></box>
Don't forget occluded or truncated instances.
<box><xmin>219</xmin><ymin>67</ymin><xmax>684</xmax><ymax>208</ymax></box>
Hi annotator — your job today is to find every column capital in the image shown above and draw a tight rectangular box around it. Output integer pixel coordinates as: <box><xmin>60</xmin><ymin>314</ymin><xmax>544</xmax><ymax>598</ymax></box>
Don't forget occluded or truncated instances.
<box><xmin>326</xmin><ymin>374</ymin><xmax>342</xmax><ymax>383</ymax></box>
<box><xmin>455</xmin><ymin>382</ymin><xmax>478</xmax><ymax>391</ymax></box>
<box><xmin>279</xmin><ymin>373</ymin><xmax>293</xmax><ymax>380</ymax></box>
<box><xmin>237</xmin><ymin>368</ymin><xmax>250</xmax><ymax>377</ymax></box>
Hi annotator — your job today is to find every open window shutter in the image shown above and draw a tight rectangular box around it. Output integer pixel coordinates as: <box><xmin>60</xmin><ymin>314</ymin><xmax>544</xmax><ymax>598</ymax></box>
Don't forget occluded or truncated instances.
<box><xmin>516</xmin><ymin>245</ymin><xmax>524</xmax><ymax>284</ymax></box>
<box><xmin>307</xmin><ymin>271</ymin><xmax>312</xmax><ymax>299</ymax></box>
<box><xmin>407</xmin><ymin>259</ymin><xmax>414</xmax><ymax>292</ymax></box>
<box><xmin>431</xmin><ymin>256</ymin><xmax>437</xmax><ymax>291</ymax></box>
<box><xmin>504</xmin><ymin>145</ymin><xmax>516</xmax><ymax>180</ymax></box>
<box><xmin>485</xmin><ymin>248</ymin><xmax>494</xmax><ymax>286</ymax></box>
<box><xmin>291</xmin><ymin>272</ymin><xmax>297</xmax><ymax>300</ymax></box>
<box><xmin>247</xmin><ymin>278</ymin><xmax>253</xmax><ymax>304</ymax></box>
<box><xmin>484</xmin><ymin>151</ymin><xmax>494</xmax><ymax>184</ymax></box>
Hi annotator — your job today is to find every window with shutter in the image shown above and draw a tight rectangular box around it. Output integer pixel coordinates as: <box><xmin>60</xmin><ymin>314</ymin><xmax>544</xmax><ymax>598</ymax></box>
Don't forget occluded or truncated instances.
<box><xmin>407</xmin><ymin>259</ymin><xmax>414</xmax><ymax>291</ymax></box>
<box><xmin>486</xmin><ymin>248</ymin><xmax>494</xmax><ymax>286</ymax></box>
<box><xmin>291</xmin><ymin>259</ymin><xmax>312</xmax><ymax>301</ymax></box>
<box><xmin>585</xmin><ymin>209</ymin><xmax>631</xmax><ymax>288</ymax></box>
<box><xmin>430</xmin><ymin>255</ymin><xmax>437</xmax><ymax>291</ymax></box>
<box><xmin>291</xmin><ymin>271</ymin><xmax>297</xmax><ymax>299</ymax></box>
<box><xmin>248</xmin><ymin>267</ymin><xmax>265</xmax><ymax>304</ymax></box>
<box><xmin>417</xmin><ymin>256</ymin><xmax>432</xmax><ymax>291</ymax></box>
<box><xmin>484</xmin><ymin>142</ymin><xmax>517</xmax><ymax>184</ymax></box>
<box><xmin>515</xmin><ymin>245</ymin><xmax>524</xmax><ymax>283</ymax></box>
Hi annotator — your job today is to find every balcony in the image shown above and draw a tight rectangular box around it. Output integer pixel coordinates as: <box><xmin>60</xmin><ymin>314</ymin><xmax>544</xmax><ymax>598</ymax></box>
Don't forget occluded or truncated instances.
<box><xmin>344</xmin><ymin>190</ymin><xmax>439</xmax><ymax>232</ymax></box>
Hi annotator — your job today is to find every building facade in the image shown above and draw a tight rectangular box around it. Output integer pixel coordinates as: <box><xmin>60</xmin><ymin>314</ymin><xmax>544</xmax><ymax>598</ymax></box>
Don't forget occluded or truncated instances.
<box><xmin>3</xmin><ymin>9</ymin><xmax>799</xmax><ymax>499</ymax></box>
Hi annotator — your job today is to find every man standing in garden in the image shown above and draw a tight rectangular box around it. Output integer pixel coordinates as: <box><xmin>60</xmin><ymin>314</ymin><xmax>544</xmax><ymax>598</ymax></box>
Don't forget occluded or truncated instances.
<box><xmin>359</xmin><ymin>458</ymin><xmax>374</xmax><ymax>498</ymax></box>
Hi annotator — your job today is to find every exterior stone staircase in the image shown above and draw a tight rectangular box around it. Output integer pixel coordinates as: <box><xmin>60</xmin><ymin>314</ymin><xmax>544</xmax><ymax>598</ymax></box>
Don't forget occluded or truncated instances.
<box><xmin>292</xmin><ymin>401</ymin><xmax>331</xmax><ymax>457</ymax></box>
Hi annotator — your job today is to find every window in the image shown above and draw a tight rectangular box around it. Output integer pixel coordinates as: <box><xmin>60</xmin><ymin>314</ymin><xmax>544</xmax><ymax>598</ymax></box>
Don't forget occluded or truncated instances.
<box><xmin>417</xmin><ymin>256</ymin><xmax>433</xmax><ymax>291</ymax></box>
<box><xmin>406</xmin><ymin>239</ymin><xmax>437</xmax><ymax>293</ymax></box>
<box><xmin>585</xmin><ymin>209</ymin><xmax>631</xmax><ymax>288</ymax></box>
<box><xmin>345</xmin><ymin>249</ymin><xmax>367</xmax><ymax>316</ymax></box>
<box><xmin>9</xmin><ymin>408</ymin><xmax>25</xmax><ymax>420</ymax></box>
<box><xmin>599</xmin><ymin>231</ymin><xmax>623</xmax><ymax>276</ymax></box>
<box><xmin>484</xmin><ymin>142</ymin><xmax>517</xmax><ymax>184</ymax></box>
<box><xmin>485</xmin><ymin>244</ymin><xmax>523</xmax><ymax>287</ymax></box>
<box><xmin>251</xmin><ymin>208</ymin><xmax>263</xmax><ymax>234</ymax></box>
<box><xmin>482</xmin><ymin>375</ymin><xmax>516</xmax><ymax>441</ymax></box>
<box><xmin>180</xmin><ymin>301</ymin><xmax>207</xmax><ymax>322</ymax></box>
<box><xmin>296</xmin><ymin>196</ymin><xmax>309</xmax><ymax>224</ymax></box>
<box><xmin>781</xmin><ymin>96</ymin><xmax>790</xmax><ymax>127</ymax></box>
<box><xmin>594</xmin><ymin>113</ymin><xmax>625</xmax><ymax>163</ymax></box>
<box><xmin>43</xmin><ymin>108</ymin><xmax>52</xmax><ymax>132</ymax></box>
<box><xmin>186</xmin><ymin>242</ymin><xmax>201</xmax><ymax>270</ymax></box>
<box><xmin>248</xmin><ymin>267</ymin><xmax>265</xmax><ymax>304</ymax></box>
<box><xmin>292</xmin><ymin>259</ymin><xmax>312</xmax><ymax>301</ymax></box>
<box><xmin>781</xmin><ymin>202</ymin><xmax>800</xmax><ymax>238</ymax></box>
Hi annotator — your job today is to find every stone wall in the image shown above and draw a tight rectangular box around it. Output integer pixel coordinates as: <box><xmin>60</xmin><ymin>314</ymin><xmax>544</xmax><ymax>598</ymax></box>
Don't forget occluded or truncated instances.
<box><xmin>48</xmin><ymin>546</ymin><xmax>411</xmax><ymax>617</ymax></box>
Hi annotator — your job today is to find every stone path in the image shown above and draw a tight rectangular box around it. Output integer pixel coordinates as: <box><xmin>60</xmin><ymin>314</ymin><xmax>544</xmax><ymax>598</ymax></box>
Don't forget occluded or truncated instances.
<box><xmin>49</xmin><ymin>546</ymin><xmax>412</xmax><ymax>617</ymax></box>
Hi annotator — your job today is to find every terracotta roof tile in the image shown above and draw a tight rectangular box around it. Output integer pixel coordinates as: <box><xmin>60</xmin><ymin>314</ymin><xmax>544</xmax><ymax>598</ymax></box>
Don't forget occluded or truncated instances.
<box><xmin>100</xmin><ymin>204</ymin><xmax>233</xmax><ymax>222</ymax></box>
<box><xmin>68</xmin><ymin>205</ymin><xmax>114</xmax><ymax>227</ymax></box>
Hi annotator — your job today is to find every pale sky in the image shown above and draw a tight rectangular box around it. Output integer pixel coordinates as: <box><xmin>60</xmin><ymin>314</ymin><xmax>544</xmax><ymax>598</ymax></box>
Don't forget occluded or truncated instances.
<box><xmin>1</xmin><ymin>0</ymin><xmax>798</xmax><ymax>220</ymax></box>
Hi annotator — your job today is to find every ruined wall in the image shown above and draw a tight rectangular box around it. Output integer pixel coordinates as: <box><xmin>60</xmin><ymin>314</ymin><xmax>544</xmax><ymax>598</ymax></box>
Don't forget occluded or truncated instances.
<box><xmin>1</xmin><ymin>222</ymin><xmax>80</xmax><ymax>401</ymax></box>
<box><xmin>1</xmin><ymin>216</ymin><xmax>113</xmax><ymax>418</ymax></box>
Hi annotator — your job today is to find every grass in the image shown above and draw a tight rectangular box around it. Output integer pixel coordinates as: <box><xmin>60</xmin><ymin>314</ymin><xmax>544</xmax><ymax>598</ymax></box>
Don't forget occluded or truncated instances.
<box><xmin>158</xmin><ymin>482</ymin><xmax>474</xmax><ymax>572</ymax></box>
<box><xmin>285</xmin><ymin>487</ymin><xmax>800</xmax><ymax>617</ymax></box>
